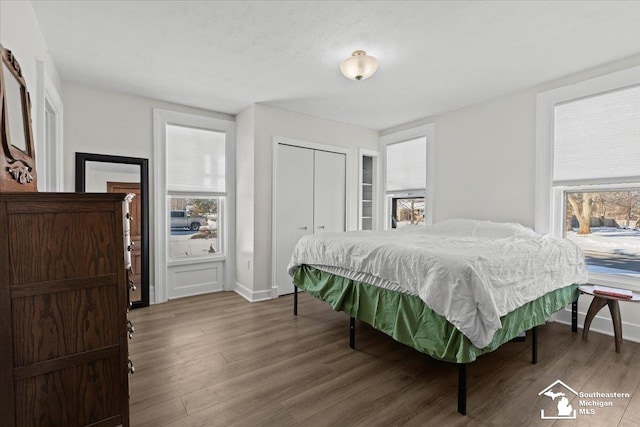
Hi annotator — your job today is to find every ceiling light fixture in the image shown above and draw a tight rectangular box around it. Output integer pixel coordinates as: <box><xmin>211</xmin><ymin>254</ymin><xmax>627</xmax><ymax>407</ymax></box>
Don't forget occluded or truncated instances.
<box><xmin>340</xmin><ymin>50</ymin><xmax>378</xmax><ymax>81</ymax></box>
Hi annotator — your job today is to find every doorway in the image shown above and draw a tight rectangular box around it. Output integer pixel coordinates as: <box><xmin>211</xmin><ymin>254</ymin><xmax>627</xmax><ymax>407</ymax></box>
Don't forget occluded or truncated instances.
<box><xmin>108</xmin><ymin>181</ymin><xmax>142</xmax><ymax>304</ymax></box>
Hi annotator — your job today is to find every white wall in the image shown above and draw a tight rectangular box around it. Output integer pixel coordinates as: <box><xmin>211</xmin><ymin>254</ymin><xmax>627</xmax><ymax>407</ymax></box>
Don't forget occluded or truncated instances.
<box><xmin>429</xmin><ymin>90</ymin><xmax>537</xmax><ymax>226</ymax></box>
<box><xmin>63</xmin><ymin>82</ymin><xmax>234</xmax><ymax>189</ymax></box>
<box><xmin>381</xmin><ymin>54</ymin><xmax>640</xmax><ymax>344</ymax></box>
<box><xmin>0</xmin><ymin>0</ymin><xmax>62</xmax><ymax>191</ymax></box>
<box><xmin>235</xmin><ymin>104</ymin><xmax>379</xmax><ymax>299</ymax></box>
<box><xmin>63</xmin><ymin>82</ymin><xmax>234</xmax><ymax>302</ymax></box>
<box><xmin>235</xmin><ymin>105</ymin><xmax>255</xmax><ymax>289</ymax></box>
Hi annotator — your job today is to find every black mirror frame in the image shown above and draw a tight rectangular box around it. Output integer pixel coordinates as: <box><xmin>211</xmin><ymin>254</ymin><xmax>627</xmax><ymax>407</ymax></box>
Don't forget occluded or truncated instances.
<box><xmin>75</xmin><ymin>152</ymin><xmax>150</xmax><ymax>308</ymax></box>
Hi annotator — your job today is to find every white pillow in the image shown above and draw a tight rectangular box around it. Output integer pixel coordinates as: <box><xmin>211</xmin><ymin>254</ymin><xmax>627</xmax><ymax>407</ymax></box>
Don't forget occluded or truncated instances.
<box><xmin>474</xmin><ymin>221</ymin><xmax>537</xmax><ymax>238</ymax></box>
<box><xmin>424</xmin><ymin>219</ymin><xmax>538</xmax><ymax>239</ymax></box>
<box><xmin>423</xmin><ymin>219</ymin><xmax>480</xmax><ymax>236</ymax></box>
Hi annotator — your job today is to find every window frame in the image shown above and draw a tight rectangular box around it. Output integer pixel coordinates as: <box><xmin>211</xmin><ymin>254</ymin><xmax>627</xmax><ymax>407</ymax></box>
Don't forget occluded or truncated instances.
<box><xmin>380</xmin><ymin>124</ymin><xmax>435</xmax><ymax>230</ymax></box>
<box><xmin>536</xmin><ymin>65</ymin><xmax>640</xmax><ymax>291</ymax></box>
<box><xmin>153</xmin><ymin>108</ymin><xmax>235</xmax><ymax>303</ymax></box>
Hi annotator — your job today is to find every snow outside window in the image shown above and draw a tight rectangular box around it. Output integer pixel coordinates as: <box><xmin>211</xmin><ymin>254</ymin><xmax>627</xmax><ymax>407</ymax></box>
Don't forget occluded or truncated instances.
<box><xmin>553</xmin><ymin>85</ymin><xmax>640</xmax><ymax>283</ymax></box>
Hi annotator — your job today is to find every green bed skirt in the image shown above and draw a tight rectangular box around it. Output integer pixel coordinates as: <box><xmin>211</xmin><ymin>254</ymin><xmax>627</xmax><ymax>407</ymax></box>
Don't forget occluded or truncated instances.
<box><xmin>293</xmin><ymin>265</ymin><xmax>579</xmax><ymax>363</ymax></box>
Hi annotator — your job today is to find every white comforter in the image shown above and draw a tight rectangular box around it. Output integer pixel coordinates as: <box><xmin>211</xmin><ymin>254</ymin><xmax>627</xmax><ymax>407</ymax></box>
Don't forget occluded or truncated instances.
<box><xmin>287</xmin><ymin>219</ymin><xmax>588</xmax><ymax>348</ymax></box>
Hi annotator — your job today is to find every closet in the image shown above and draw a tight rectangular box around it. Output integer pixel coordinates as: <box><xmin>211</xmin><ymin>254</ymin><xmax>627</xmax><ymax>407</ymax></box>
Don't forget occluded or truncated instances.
<box><xmin>274</xmin><ymin>143</ymin><xmax>346</xmax><ymax>295</ymax></box>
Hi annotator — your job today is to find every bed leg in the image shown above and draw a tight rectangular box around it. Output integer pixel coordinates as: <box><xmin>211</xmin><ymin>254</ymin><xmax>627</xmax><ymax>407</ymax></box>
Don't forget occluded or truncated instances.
<box><xmin>531</xmin><ymin>326</ymin><xmax>538</xmax><ymax>364</ymax></box>
<box><xmin>458</xmin><ymin>363</ymin><xmax>467</xmax><ymax>415</ymax></box>
<box><xmin>571</xmin><ymin>297</ymin><xmax>578</xmax><ymax>333</ymax></box>
<box><xmin>293</xmin><ymin>285</ymin><xmax>298</xmax><ymax>316</ymax></box>
<box><xmin>349</xmin><ymin>317</ymin><xmax>355</xmax><ymax>349</ymax></box>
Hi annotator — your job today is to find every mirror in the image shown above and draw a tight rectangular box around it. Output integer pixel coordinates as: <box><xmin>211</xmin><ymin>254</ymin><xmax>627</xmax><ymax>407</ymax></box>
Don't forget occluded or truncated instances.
<box><xmin>76</xmin><ymin>152</ymin><xmax>150</xmax><ymax>308</ymax></box>
<box><xmin>3</xmin><ymin>65</ymin><xmax>27</xmax><ymax>152</ymax></box>
<box><xmin>0</xmin><ymin>44</ymin><xmax>37</xmax><ymax>191</ymax></box>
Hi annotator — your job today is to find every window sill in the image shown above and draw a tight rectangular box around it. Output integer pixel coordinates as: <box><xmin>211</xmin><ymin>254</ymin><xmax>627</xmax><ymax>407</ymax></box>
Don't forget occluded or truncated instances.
<box><xmin>168</xmin><ymin>255</ymin><xmax>226</xmax><ymax>267</ymax></box>
<box><xmin>586</xmin><ymin>271</ymin><xmax>640</xmax><ymax>293</ymax></box>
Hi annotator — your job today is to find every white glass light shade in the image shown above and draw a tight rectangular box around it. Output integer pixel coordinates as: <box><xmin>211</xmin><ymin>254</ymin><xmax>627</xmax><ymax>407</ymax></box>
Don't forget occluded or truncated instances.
<box><xmin>340</xmin><ymin>50</ymin><xmax>378</xmax><ymax>81</ymax></box>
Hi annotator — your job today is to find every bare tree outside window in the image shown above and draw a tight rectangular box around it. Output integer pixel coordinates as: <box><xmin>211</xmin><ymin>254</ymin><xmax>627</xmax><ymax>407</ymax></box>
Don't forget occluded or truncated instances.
<box><xmin>565</xmin><ymin>190</ymin><xmax>640</xmax><ymax>276</ymax></box>
<box><xmin>392</xmin><ymin>197</ymin><xmax>425</xmax><ymax>228</ymax></box>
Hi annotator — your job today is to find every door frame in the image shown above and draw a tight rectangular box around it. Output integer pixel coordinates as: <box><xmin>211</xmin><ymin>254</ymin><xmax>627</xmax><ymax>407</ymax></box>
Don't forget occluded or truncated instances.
<box><xmin>36</xmin><ymin>61</ymin><xmax>64</xmax><ymax>192</ymax></box>
<box><xmin>271</xmin><ymin>136</ymin><xmax>351</xmax><ymax>298</ymax></box>
<box><xmin>107</xmin><ymin>181</ymin><xmax>143</xmax><ymax>306</ymax></box>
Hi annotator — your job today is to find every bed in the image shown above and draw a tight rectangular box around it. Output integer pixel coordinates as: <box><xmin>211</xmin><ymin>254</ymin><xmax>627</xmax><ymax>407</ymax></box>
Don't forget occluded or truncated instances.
<box><xmin>287</xmin><ymin>219</ymin><xmax>588</xmax><ymax>415</ymax></box>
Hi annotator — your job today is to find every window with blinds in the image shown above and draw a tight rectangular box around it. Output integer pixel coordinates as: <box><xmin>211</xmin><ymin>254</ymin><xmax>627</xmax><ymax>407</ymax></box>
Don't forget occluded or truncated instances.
<box><xmin>386</xmin><ymin>137</ymin><xmax>427</xmax><ymax>192</ymax></box>
<box><xmin>166</xmin><ymin>124</ymin><xmax>226</xmax><ymax>259</ymax></box>
<box><xmin>167</xmin><ymin>124</ymin><xmax>226</xmax><ymax>193</ymax></box>
<box><xmin>386</xmin><ymin>137</ymin><xmax>427</xmax><ymax>228</ymax></box>
<box><xmin>554</xmin><ymin>84</ymin><xmax>640</xmax><ymax>185</ymax></box>
<box><xmin>553</xmin><ymin>84</ymin><xmax>640</xmax><ymax>282</ymax></box>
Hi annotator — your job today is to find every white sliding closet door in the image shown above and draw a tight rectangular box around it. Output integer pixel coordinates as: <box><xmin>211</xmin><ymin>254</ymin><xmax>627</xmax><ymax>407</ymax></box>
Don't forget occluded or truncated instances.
<box><xmin>275</xmin><ymin>145</ymin><xmax>315</xmax><ymax>296</ymax></box>
<box><xmin>314</xmin><ymin>150</ymin><xmax>346</xmax><ymax>234</ymax></box>
<box><xmin>274</xmin><ymin>144</ymin><xmax>346</xmax><ymax>295</ymax></box>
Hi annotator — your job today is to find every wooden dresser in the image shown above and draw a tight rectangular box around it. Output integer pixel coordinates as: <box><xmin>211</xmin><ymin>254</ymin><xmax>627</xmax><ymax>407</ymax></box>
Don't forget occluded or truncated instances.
<box><xmin>0</xmin><ymin>193</ymin><xmax>132</xmax><ymax>427</ymax></box>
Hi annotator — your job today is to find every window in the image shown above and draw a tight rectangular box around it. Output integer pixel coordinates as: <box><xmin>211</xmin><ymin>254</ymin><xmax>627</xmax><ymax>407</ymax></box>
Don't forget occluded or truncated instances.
<box><xmin>384</xmin><ymin>135</ymin><xmax>429</xmax><ymax>228</ymax></box>
<box><xmin>166</xmin><ymin>124</ymin><xmax>226</xmax><ymax>259</ymax></box>
<box><xmin>537</xmin><ymin>67</ymin><xmax>640</xmax><ymax>289</ymax></box>
<box><xmin>169</xmin><ymin>197</ymin><xmax>219</xmax><ymax>257</ymax></box>
<box><xmin>153</xmin><ymin>109</ymin><xmax>234</xmax><ymax>303</ymax></box>
<box><xmin>391</xmin><ymin>197</ymin><xmax>425</xmax><ymax>228</ymax></box>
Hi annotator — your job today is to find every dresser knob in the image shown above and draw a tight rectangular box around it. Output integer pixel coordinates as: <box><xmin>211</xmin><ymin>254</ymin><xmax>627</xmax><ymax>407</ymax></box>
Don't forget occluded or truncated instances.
<box><xmin>126</xmin><ymin>213</ymin><xmax>133</xmax><ymax>221</ymax></box>
<box><xmin>128</xmin><ymin>359</ymin><xmax>135</xmax><ymax>374</ymax></box>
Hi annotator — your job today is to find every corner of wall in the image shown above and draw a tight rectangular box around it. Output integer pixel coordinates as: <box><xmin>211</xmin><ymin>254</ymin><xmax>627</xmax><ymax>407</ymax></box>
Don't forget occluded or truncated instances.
<box><xmin>235</xmin><ymin>105</ymin><xmax>257</xmax><ymax>290</ymax></box>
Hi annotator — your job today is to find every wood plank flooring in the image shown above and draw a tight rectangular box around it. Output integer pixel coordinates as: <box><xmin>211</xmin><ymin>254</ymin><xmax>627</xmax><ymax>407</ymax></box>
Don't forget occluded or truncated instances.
<box><xmin>128</xmin><ymin>291</ymin><xmax>640</xmax><ymax>426</ymax></box>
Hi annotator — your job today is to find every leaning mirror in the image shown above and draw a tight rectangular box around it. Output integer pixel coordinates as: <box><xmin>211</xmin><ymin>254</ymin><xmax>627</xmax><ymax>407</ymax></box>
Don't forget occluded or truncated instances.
<box><xmin>76</xmin><ymin>152</ymin><xmax>150</xmax><ymax>308</ymax></box>
<box><xmin>0</xmin><ymin>44</ymin><xmax>37</xmax><ymax>191</ymax></box>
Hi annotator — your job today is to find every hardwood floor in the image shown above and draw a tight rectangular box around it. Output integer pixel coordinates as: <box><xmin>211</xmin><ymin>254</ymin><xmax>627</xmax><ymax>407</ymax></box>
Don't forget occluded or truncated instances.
<box><xmin>128</xmin><ymin>291</ymin><xmax>640</xmax><ymax>427</ymax></box>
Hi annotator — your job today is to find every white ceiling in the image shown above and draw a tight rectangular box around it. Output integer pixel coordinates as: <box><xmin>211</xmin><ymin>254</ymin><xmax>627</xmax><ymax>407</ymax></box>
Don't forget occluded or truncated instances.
<box><xmin>31</xmin><ymin>1</ymin><xmax>640</xmax><ymax>131</ymax></box>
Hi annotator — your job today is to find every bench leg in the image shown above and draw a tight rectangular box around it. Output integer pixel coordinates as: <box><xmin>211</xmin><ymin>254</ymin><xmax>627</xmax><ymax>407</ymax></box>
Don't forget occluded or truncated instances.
<box><xmin>293</xmin><ymin>285</ymin><xmax>298</xmax><ymax>316</ymax></box>
<box><xmin>583</xmin><ymin>296</ymin><xmax>623</xmax><ymax>353</ymax></box>
<box><xmin>607</xmin><ymin>299</ymin><xmax>622</xmax><ymax>353</ymax></box>
<box><xmin>582</xmin><ymin>296</ymin><xmax>608</xmax><ymax>340</ymax></box>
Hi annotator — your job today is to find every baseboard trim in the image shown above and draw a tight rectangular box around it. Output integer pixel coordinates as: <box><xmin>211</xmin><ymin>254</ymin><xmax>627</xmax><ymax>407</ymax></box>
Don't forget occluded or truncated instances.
<box><xmin>233</xmin><ymin>282</ymin><xmax>275</xmax><ymax>303</ymax></box>
<box><xmin>553</xmin><ymin>305</ymin><xmax>640</xmax><ymax>344</ymax></box>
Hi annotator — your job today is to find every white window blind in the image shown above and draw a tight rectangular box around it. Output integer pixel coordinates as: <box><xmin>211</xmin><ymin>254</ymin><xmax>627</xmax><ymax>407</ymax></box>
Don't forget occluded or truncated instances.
<box><xmin>167</xmin><ymin>124</ymin><xmax>226</xmax><ymax>193</ymax></box>
<box><xmin>386</xmin><ymin>137</ymin><xmax>426</xmax><ymax>192</ymax></box>
<box><xmin>554</xmin><ymin>84</ymin><xmax>640</xmax><ymax>183</ymax></box>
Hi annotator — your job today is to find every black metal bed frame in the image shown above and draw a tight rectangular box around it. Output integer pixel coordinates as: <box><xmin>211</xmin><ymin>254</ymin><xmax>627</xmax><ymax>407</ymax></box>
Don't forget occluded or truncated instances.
<box><xmin>293</xmin><ymin>286</ymin><xmax>580</xmax><ymax>415</ymax></box>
